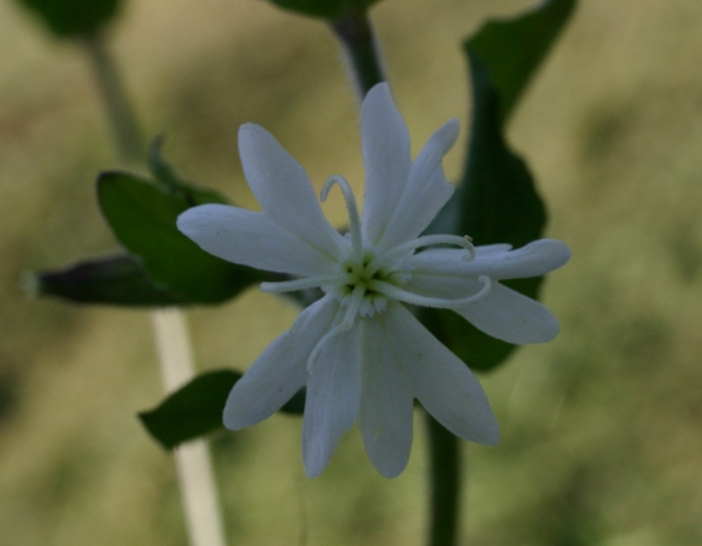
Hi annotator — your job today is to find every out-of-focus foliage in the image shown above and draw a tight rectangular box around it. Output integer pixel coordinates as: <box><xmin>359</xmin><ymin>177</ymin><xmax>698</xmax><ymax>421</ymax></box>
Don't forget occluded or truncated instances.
<box><xmin>423</xmin><ymin>0</ymin><xmax>575</xmax><ymax>373</ymax></box>
<box><xmin>17</xmin><ymin>0</ymin><xmax>122</xmax><ymax>37</ymax></box>
<box><xmin>468</xmin><ymin>0</ymin><xmax>576</xmax><ymax>122</ymax></box>
<box><xmin>32</xmin><ymin>253</ymin><xmax>186</xmax><ymax>306</ymax></box>
<box><xmin>97</xmin><ymin>171</ymin><xmax>268</xmax><ymax>304</ymax></box>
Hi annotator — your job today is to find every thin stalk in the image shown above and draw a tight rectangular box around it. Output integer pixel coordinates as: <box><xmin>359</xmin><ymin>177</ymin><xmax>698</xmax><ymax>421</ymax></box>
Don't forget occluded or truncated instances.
<box><xmin>330</xmin><ymin>11</ymin><xmax>465</xmax><ymax>544</ymax></box>
<box><xmin>330</xmin><ymin>6</ymin><xmax>385</xmax><ymax>99</ymax></box>
<box><xmin>151</xmin><ymin>311</ymin><xmax>227</xmax><ymax>546</ymax></box>
<box><xmin>83</xmin><ymin>32</ymin><xmax>144</xmax><ymax>164</ymax></box>
<box><xmin>82</xmin><ymin>31</ymin><xmax>227</xmax><ymax>546</ymax></box>
<box><xmin>426</xmin><ymin>412</ymin><xmax>462</xmax><ymax>546</ymax></box>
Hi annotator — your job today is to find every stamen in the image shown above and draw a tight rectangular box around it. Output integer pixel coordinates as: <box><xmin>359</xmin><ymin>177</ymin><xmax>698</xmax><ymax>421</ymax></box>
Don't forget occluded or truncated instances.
<box><xmin>368</xmin><ymin>275</ymin><xmax>492</xmax><ymax>309</ymax></box>
<box><xmin>307</xmin><ymin>285</ymin><xmax>365</xmax><ymax>373</ymax></box>
<box><xmin>366</xmin><ymin>234</ymin><xmax>476</xmax><ymax>276</ymax></box>
<box><xmin>260</xmin><ymin>273</ymin><xmax>350</xmax><ymax>294</ymax></box>
<box><xmin>321</xmin><ymin>175</ymin><xmax>363</xmax><ymax>261</ymax></box>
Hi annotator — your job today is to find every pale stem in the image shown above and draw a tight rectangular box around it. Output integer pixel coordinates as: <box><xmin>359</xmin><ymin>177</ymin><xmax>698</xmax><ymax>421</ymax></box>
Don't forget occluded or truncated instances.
<box><xmin>83</xmin><ymin>31</ymin><xmax>227</xmax><ymax>546</ymax></box>
<box><xmin>151</xmin><ymin>311</ymin><xmax>227</xmax><ymax>546</ymax></box>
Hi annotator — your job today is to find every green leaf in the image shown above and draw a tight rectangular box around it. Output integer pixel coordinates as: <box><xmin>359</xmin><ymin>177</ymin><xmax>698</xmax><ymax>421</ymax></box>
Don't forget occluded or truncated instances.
<box><xmin>267</xmin><ymin>0</ymin><xmax>380</xmax><ymax>20</ymax></box>
<box><xmin>98</xmin><ymin>171</ymin><xmax>269</xmax><ymax>304</ymax></box>
<box><xmin>17</xmin><ymin>0</ymin><xmax>122</xmax><ymax>37</ymax></box>
<box><xmin>139</xmin><ymin>370</ymin><xmax>242</xmax><ymax>449</ymax></box>
<box><xmin>139</xmin><ymin>369</ymin><xmax>305</xmax><ymax>449</ymax></box>
<box><xmin>29</xmin><ymin>253</ymin><xmax>186</xmax><ymax>306</ymax></box>
<box><xmin>467</xmin><ymin>0</ymin><xmax>576</xmax><ymax>123</ymax></box>
<box><xmin>422</xmin><ymin>0</ymin><xmax>576</xmax><ymax>373</ymax></box>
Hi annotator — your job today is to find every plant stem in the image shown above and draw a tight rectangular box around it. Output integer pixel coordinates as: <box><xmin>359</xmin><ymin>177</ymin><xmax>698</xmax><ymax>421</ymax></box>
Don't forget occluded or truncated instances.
<box><xmin>426</xmin><ymin>412</ymin><xmax>462</xmax><ymax>546</ymax></box>
<box><xmin>83</xmin><ymin>32</ymin><xmax>144</xmax><ymax>165</ymax></box>
<box><xmin>151</xmin><ymin>311</ymin><xmax>227</xmax><ymax>546</ymax></box>
<box><xmin>330</xmin><ymin>6</ymin><xmax>385</xmax><ymax>99</ymax></box>
<box><xmin>82</xmin><ymin>31</ymin><xmax>227</xmax><ymax>546</ymax></box>
<box><xmin>331</xmin><ymin>10</ymin><xmax>465</xmax><ymax>545</ymax></box>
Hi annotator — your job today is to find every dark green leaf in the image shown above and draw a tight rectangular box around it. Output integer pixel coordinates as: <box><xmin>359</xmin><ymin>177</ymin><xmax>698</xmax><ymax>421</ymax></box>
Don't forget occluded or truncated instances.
<box><xmin>422</xmin><ymin>0</ymin><xmax>575</xmax><ymax>373</ymax></box>
<box><xmin>139</xmin><ymin>369</ymin><xmax>305</xmax><ymax>449</ymax></box>
<box><xmin>29</xmin><ymin>253</ymin><xmax>186</xmax><ymax>306</ymax></box>
<box><xmin>17</xmin><ymin>0</ymin><xmax>122</xmax><ymax>37</ymax></box>
<box><xmin>98</xmin><ymin>171</ymin><xmax>270</xmax><ymax>304</ymax></box>
<box><xmin>468</xmin><ymin>0</ymin><xmax>576</xmax><ymax>122</ymax></box>
<box><xmin>139</xmin><ymin>370</ymin><xmax>242</xmax><ymax>450</ymax></box>
<box><xmin>268</xmin><ymin>0</ymin><xmax>380</xmax><ymax>20</ymax></box>
<box><xmin>453</xmin><ymin>53</ymin><xmax>547</xmax><ymax>248</ymax></box>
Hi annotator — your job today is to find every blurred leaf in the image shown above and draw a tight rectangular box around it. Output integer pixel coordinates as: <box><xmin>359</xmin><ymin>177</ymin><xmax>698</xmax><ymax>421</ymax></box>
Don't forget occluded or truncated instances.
<box><xmin>139</xmin><ymin>369</ymin><xmax>305</xmax><ymax>449</ymax></box>
<box><xmin>17</xmin><ymin>0</ymin><xmax>122</xmax><ymax>37</ymax></box>
<box><xmin>139</xmin><ymin>370</ymin><xmax>242</xmax><ymax>450</ymax></box>
<box><xmin>454</xmin><ymin>53</ymin><xmax>547</xmax><ymax>249</ymax></box>
<box><xmin>268</xmin><ymin>0</ymin><xmax>380</xmax><ymax>20</ymax></box>
<box><xmin>98</xmin><ymin>171</ymin><xmax>269</xmax><ymax>304</ymax></box>
<box><xmin>468</xmin><ymin>0</ymin><xmax>576</xmax><ymax>122</ymax></box>
<box><xmin>30</xmin><ymin>253</ymin><xmax>186</xmax><ymax>306</ymax></box>
<box><xmin>423</xmin><ymin>0</ymin><xmax>575</xmax><ymax>373</ymax></box>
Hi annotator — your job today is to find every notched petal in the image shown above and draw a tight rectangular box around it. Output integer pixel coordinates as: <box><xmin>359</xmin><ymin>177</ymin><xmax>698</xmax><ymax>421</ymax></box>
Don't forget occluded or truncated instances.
<box><xmin>377</xmin><ymin>303</ymin><xmax>499</xmax><ymax>446</ymax></box>
<box><xmin>358</xmin><ymin>317</ymin><xmax>414</xmax><ymax>478</ymax></box>
<box><xmin>454</xmin><ymin>282</ymin><xmax>560</xmax><ymax>344</ymax></box>
<box><xmin>376</xmin><ymin>118</ymin><xmax>460</xmax><ymax>251</ymax></box>
<box><xmin>177</xmin><ymin>204</ymin><xmax>338</xmax><ymax>277</ymax></box>
<box><xmin>302</xmin><ymin>324</ymin><xmax>361</xmax><ymax>478</ymax></box>
<box><xmin>360</xmin><ymin>83</ymin><xmax>413</xmax><ymax>246</ymax></box>
<box><xmin>223</xmin><ymin>295</ymin><xmax>339</xmax><ymax>430</ymax></box>
<box><xmin>238</xmin><ymin>123</ymin><xmax>345</xmax><ymax>260</ymax></box>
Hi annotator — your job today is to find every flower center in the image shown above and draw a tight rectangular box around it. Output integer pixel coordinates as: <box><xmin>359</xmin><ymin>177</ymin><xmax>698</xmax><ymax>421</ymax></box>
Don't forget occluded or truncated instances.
<box><xmin>331</xmin><ymin>246</ymin><xmax>411</xmax><ymax>319</ymax></box>
<box><xmin>259</xmin><ymin>175</ymin><xmax>493</xmax><ymax>372</ymax></box>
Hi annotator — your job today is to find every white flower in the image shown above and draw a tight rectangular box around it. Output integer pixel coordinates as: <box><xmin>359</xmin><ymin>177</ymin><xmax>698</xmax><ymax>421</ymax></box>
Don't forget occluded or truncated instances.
<box><xmin>177</xmin><ymin>83</ymin><xmax>570</xmax><ymax>478</ymax></box>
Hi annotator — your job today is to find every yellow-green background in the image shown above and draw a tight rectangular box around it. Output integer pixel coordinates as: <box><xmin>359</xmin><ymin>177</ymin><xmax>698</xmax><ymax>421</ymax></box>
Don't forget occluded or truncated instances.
<box><xmin>1</xmin><ymin>0</ymin><xmax>701</xmax><ymax>544</ymax></box>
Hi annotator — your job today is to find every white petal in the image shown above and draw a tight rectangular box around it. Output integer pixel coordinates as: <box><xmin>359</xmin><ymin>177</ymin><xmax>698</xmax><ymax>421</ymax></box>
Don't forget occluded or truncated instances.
<box><xmin>453</xmin><ymin>282</ymin><xmax>560</xmax><ymax>344</ymax></box>
<box><xmin>238</xmin><ymin>123</ymin><xmax>345</xmax><ymax>260</ymax></box>
<box><xmin>360</xmin><ymin>83</ymin><xmax>412</xmax><ymax>246</ymax></box>
<box><xmin>223</xmin><ymin>295</ymin><xmax>339</xmax><ymax>430</ymax></box>
<box><xmin>472</xmin><ymin>239</ymin><xmax>571</xmax><ymax>280</ymax></box>
<box><xmin>178</xmin><ymin>204</ymin><xmax>339</xmax><ymax>276</ymax></box>
<box><xmin>376</xmin><ymin>119</ymin><xmax>459</xmax><ymax>251</ymax></box>
<box><xmin>409</xmin><ymin>240</ymin><xmax>569</xmax><ymax>279</ymax></box>
<box><xmin>378</xmin><ymin>303</ymin><xmax>499</xmax><ymax>445</ymax></box>
<box><xmin>358</xmin><ymin>317</ymin><xmax>414</xmax><ymax>478</ymax></box>
<box><xmin>302</xmin><ymin>324</ymin><xmax>361</xmax><ymax>478</ymax></box>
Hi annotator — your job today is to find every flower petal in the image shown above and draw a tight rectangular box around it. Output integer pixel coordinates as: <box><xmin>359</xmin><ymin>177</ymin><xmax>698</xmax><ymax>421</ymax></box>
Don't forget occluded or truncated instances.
<box><xmin>238</xmin><ymin>123</ymin><xmax>344</xmax><ymax>260</ymax></box>
<box><xmin>223</xmin><ymin>295</ymin><xmax>339</xmax><ymax>430</ymax></box>
<box><xmin>453</xmin><ymin>282</ymin><xmax>560</xmax><ymax>344</ymax></box>
<box><xmin>470</xmin><ymin>239</ymin><xmax>571</xmax><ymax>280</ymax></box>
<box><xmin>178</xmin><ymin>204</ymin><xmax>339</xmax><ymax>276</ymax></box>
<box><xmin>376</xmin><ymin>119</ymin><xmax>459</xmax><ymax>251</ymax></box>
<box><xmin>302</xmin><ymin>324</ymin><xmax>361</xmax><ymax>478</ymax></box>
<box><xmin>360</xmin><ymin>83</ymin><xmax>412</xmax><ymax>246</ymax></box>
<box><xmin>358</xmin><ymin>317</ymin><xmax>414</xmax><ymax>478</ymax></box>
<box><xmin>405</xmin><ymin>239</ymin><xmax>570</xmax><ymax>297</ymax></box>
<box><xmin>378</xmin><ymin>303</ymin><xmax>499</xmax><ymax>446</ymax></box>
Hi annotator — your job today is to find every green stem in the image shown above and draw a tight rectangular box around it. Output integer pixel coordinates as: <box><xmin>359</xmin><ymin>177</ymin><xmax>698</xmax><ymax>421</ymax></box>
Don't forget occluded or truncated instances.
<box><xmin>330</xmin><ymin>6</ymin><xmax>385</xmax><ymax>99</ymax></box>
<box><xmin>82</xmin><ymin>31</ymin><xmax>144</xmax><ymax>164</ymax></box>
<box><xmin>426</xmin><ymin>412</ymin><xmax>462</xmax><ymax>546</ymax></box>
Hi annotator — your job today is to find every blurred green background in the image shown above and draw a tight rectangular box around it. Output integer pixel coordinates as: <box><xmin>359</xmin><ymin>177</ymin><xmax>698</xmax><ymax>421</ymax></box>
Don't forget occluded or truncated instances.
<box><xmin>1</xmin><ymin>0</ymin><xmax>701</xmax><ymax>544</ymax></box>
